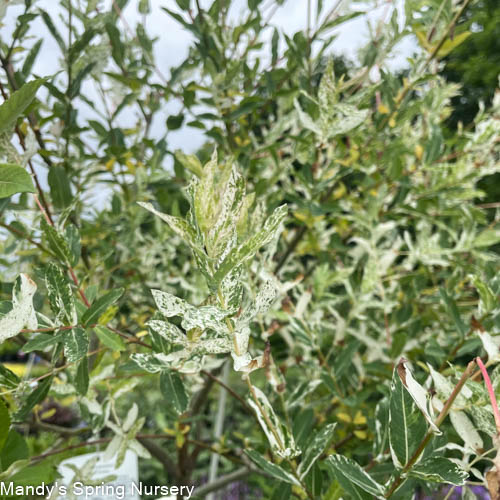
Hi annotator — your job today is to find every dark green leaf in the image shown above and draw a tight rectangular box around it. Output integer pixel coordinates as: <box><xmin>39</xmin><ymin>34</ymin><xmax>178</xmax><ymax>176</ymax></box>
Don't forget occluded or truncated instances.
<box><xmin>0</xmin><ymin>398</ymin><xmax>10</xmax><ymax>453</ymax></box>
<box><xmin>22</xmin><ymin>332</ymin><xmax>63</xmax><ymax>353</ymax></box>
<box><xmin>160</xmin><ymin>370</ymin><xmax>188</xmax><ymax>414</ymax></box>
<box><xmin>47</xmin><ymin>166</ymin><xmax>72</xmax><ymax>208</ymax></box>
<box><xmin>0</xmin><ymin>430</ymin><xmax>28</xmax><ymax>469</ymax></box>
<box><xmin>40</xmin><ymin>10</ymin><xmax>66</xmax><ymax>51</ymax></box>
<box><xmin>15</xmin><ymin>376</ymin><xmax>53</xmax><ymax>421</ymax></box>
<box><xmin>75</xmin><ymin>358</ymin><xmax>89</xmax><ymax>396</ymax></box>
<box><xmin>22</xmin><ymin>40</ymin><xmax>43</xmax><ymax>77</ymax></box>
<box><xmin>439</xmin><ymin>288</ymin><xmax>468</xmax><ymax>337</ymax></box>
<box><xmin>389</xmin><ymin>368</ymin><xmax>427</xmax><ymax>468</ymax></box>
<box><xmin>81</xmin><ymin>289</ymin><xmax>124</xmax><ymax>326</ymax></box>
<box><xmin>10</xmin><ymin>462</ymin><xmax>58</xmax><ymax>487</ymax></box>
<box><xmin>167</xmin><ymin>113</ymin><xmax>184</xmax><ymax>130</ymax></box>
<box><xmin>0</xmin><ymin>364</ymin><xmax>20</xmax><ymax>390</ymax></box>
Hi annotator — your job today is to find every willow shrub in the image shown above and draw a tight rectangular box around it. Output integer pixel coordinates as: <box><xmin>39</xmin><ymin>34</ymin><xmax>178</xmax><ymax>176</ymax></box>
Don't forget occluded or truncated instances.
<box><xmin>0</xmin><ymin>0</ymin><xmax>500</xmax><ymax>498</ymax></box>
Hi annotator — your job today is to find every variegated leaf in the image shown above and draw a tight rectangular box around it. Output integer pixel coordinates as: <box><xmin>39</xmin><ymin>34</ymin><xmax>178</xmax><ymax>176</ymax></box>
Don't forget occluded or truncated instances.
<box><xmin>0</xmin><ymin>274</ymin><xmax>37</xmax><ymax>344</ymax></box>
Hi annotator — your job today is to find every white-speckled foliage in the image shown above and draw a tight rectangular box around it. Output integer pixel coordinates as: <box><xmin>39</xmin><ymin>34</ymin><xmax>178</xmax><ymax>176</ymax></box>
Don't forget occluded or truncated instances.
<box><xmin>1</xmin><ymin>0</ymin><xmax>500</xmax><ymax>498</ymax></box>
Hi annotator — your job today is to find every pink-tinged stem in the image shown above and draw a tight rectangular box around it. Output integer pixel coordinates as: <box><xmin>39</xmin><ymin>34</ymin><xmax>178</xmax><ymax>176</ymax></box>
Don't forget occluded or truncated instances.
<box><xmin>34</xmin><ymin>194</ymin><xmax>52</xmax><ymax>225</ymax></box>
<box><xmin>476</xmin><ymin>357</ymin><xmax>500</xmax><ymax>434</ymax></box>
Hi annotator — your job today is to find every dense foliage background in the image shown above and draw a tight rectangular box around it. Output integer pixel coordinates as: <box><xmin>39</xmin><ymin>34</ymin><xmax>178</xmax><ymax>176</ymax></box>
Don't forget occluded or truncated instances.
<box><xmin>0</xmin><ymin>0</ymin><xmax>499</xmax><ymax>499</ymax></box>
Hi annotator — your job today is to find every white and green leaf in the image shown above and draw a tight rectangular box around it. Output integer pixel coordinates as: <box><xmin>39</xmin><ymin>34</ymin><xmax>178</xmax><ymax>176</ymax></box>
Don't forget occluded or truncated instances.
<box><xmin>0</xmin><ymin>274</ymin><xmax>37</xmax><ymax>344</ymax></box>
<box><xmin>325</xmin><ymin>455</ymin><xmax>385</xmax><ymax>499</ymax></box>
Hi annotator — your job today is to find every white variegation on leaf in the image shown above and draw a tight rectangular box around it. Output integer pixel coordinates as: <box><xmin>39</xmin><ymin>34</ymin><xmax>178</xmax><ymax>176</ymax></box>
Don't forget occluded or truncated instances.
<box><xmin>208</xmin><ymin>164</ymin><xmax>245</xmax><ymax>260</ymax></box>
<box><xmin>397</xmin><ymin>359</ymin><xmax>441</xmax><ymax>434</ymax></box>
<box><xmin>478</xmin><ymin>331</ymin><xmax>500</xmax><ymax>362</ymax></box>
<box><xmin>449</xmin><ymin>410</ymin><xmax>483</xmax><ymax>451</ymax></box>
<box><xmin>104</xmin><ymin>405</ymin><xmax>150</xmax><ymax>468</ymax></box>
<box><xmin>246</xmin><ymin>386</ymin><xmax>300</xmax><ymax>459</ymax></box>
<box><xmin>151</xmin><ymin>290</ymin><xmax>230</xmax><ymax>333</ymax></box>
<box><xmin>138</xmin><ymin>202</ymin><xmax>201</xmax><ymax>250</ymax></box>
<box><xmin>240</xmin><ymin>278</ymin><xmax>278</xmax><ymax>325</ymax></box>
<box><xmin>0</xmin><ymin>274</ymin><xmax>37</xmax><ymax>344</ymax></box>
<box><xmin>148</xmin><ymin>320</ymin><xmax>187</xmax><ymax>344</ymax></box>
<box><xmin>428</xmin><ymin>364</ymin><xmax>472</xmax><ymax>406</ymax></box>
<box><xmin>231</xmin><ymin>351</ymin><xmax>266</xmax><ymax>373</ymax></box>
<box><xmin>132</xmin><ymin>352</ymin><xmax>203</xmax><ymax>374</ymax></box>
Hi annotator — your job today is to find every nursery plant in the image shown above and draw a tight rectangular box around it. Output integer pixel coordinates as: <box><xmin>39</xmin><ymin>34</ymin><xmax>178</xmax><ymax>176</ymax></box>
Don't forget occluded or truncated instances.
<box><xmin>0</xmin><ymin>0</ymin><xmax>499</xmax><ymax>499</ymax></box>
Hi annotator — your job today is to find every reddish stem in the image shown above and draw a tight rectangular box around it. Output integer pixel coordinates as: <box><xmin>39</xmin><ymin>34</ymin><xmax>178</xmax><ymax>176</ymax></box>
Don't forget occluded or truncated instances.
<box><xmin>34</xmin><ymin>194</ymin><xmax>52</xmax><ymax>225</ymax></box>
<box><xmin>476</xmin><ymin>357</ymin><xmax>500</xmax><ymax>434</ymax></box>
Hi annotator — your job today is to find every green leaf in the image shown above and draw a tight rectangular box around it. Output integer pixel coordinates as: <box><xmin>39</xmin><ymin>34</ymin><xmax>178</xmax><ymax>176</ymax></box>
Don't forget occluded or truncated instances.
<box><xmin>81</xmin><ymin>289</ymin><xmax>124</xmax><ymax>326</ymax></box>
<box><xmin>0</xmin><ymin>164</ymin><xmax>35</xmax><ymax>199</ymax></box>
<box><xmin>41</xmin><ymin>219</ymin><xmax>73</xmax><ymax>265</ymax></box>
<box><xmin>15</xmin><ymin>376</ymin><xmax>53</xmax><ymax>421</ymax></box>
<box><xmin>245</xmin><ymin>450</ymin><xmax>300</xmax><ymax>486</ymax></box>
<box><xmin>214</xmin><ymin>204</ymin><xmax>288</xmax><ymax>283</ymax></box>
<box><xmin>22</xmin><ymin>40</ymin><xmax>43</xmax><ymax>77</ymax></box>
<box><xmin>408</xmin><ymin>457</ymin><xmax>468</xmax><ymax>485</ymax></box>
<box><xmin>45</xmin><ymin>263</ymin><xmax>76</xmax><ymax>324</ymax></box>
<box><xmin>139</xmin><ymin>0</ymin><xmax>151</xmax><ymax>14</ymax></box>
<box><xmin>436</xmin><ymin>31</ymin><xmax>471</xmax><ymax>58</ymax></box>
<box><xmin>63</xmin><ymin>327</ymin><xmax>89</xmax><ymax>362</ymax></box>
<box><xmin>174</xmin><ymin>151</ymin><xmax>203</xmax><ymax>177</ymax></box>
<box><xmin>424</xmin><ymin>125</ymin><xmax>443</xmax><ymax>164</ymax></box>
<box><xmin>175</xmin><ymin>0</ymin><xmax>190</xmax><ymax>10</ymax></box>
<box><xmin>0</xmin><ymin>364</ymin><xmax>20</xmax><ymax>390</ymax></box>
<box><xmin>474</xmin><ymin>228</ymin><xmax>500</xmax><ymax>248</ymax></box>
<box><xmin>325</xmin><ymin>455</ymin><xmax>385</xmax><ymax>498</ymax></box>
<box><xmin>0</xmin><ymin>430</ymin><xmax>28</xmax><ymax>470</ymax></box>
<box><xmin>298</xmin><ymin>423</ymin><xmax>337</xmax><ymax>479</ymax></box>
<box><xmin>159</xmin><ymin>370</ymin><xmax>189</xmax><ymax>414</ymax></box>
<box><xmin>439</xmin><ymin>288</ymin><xmax>468</xmax><ymax>337</ymax></box>
<box><xmin>65</xmin><ymin>224</ymin><xmax>81</xmax><ymax>267</ymax></box>
<box><xmin>0</xmin><ymin>79</ymin><xmax>45</xmax><ymax>134</ymax></box>
<box><xmin>138</xmin><ymin>202</ymin><xmax>201</xmax><ymax>250</ymax></box>
<box><xmin>167</xmin><ymin>113</ymin><xmax>184</xmax><ymax>130</ymax></box>
<box><xmin>75</xmin><ymin>358</ymin><xmax>89</xmax><ymax>396</ymax></box>
<box><xmin>471</xmin><ymin>275</ymin><xmax>496</xmax><ymax>312</ymax></box>
<box><xmin>389</xmin><ymin>367</ymin><xmax>427</xmax><ymax>469</ymax></box>
<box><xmin>305</xmin><ymin>463</ymin><xmax>323</xmax><ymax>498</ymax></box>
<box><xmin>0</xmin><ymin>398</ymin><xmax>11</xmax><ymax>453</ymax></box>
<box><xmin>22</xmin><ymin>332</ymin><xmax>63</xmax><ymax>353</ymax></box>
<box><xmin>40</xmin><ymin>10</ymin><xmax>66</xmax><ymax>51</ymax></box>
<box><xmin>94</xmin><ymin>325</ymin><xmax>126</xmax><ymax>351</ymax></box>
<box><xmin>10</xmin><ymin>461</ymin><xmax>58</xmax><ymax>487</ymax></box>
<box><xmin>47</xmin><ymin>165</ymin><xmax>72</xmax><ymax>208</ymax></box>
<box><xmin>105</xmin><ymin>22</ymin><xmax>125</xmax><ymax>66</ymax></box>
